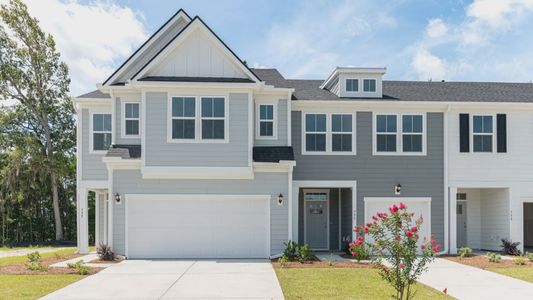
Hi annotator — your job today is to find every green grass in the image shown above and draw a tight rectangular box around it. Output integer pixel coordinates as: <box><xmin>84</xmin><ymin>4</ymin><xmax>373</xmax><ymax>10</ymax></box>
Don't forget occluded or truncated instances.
<box><xmin>489</xmin><ymin>268</ymin><xmax>533</xmax><ymax>283</ymax></box>
<box><xmin>275</xmin><ymin>268</ymin><xmax>449</xmax><ymax>300</ymax></box>
<box><xmin>0</xmin><ymin>247</ymin><xmax>77</xmax><ymax>267</ymax></box>
<box><xmin>0</xmin><ymin>275</ymin><xmax>85</xmax><ymax>299</ymax></box>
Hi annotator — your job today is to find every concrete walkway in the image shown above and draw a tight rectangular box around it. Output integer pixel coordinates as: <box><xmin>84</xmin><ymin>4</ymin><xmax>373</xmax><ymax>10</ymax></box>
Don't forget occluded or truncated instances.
<box><xmin>50</xmin><ymin>253</ymin><xmax>117</xmax><ymax>268</ymax></box>
<box><xmin>419</xmin><ymin>258</ymin><xmax>533</xmax><ymax>299</ymax></box>
<box><xmin>0</xmin><ymin>247</ymin><xmax>70</xmax><ymax>258</ymax></box>
<box><xmin>41</xmin><ymin>259</ymin><xmax>284</xmax><ymax>300</ymax></box>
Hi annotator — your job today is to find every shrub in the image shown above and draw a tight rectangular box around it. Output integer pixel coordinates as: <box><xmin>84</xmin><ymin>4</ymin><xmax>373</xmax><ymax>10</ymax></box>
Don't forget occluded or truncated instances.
<box><xmin>348</xmin><ymin>235</ymin><xmax>369</xmax><ymax>262</ymax></box>
<box><xmin>25</xmin><ymin>251</ymin><xmax>47</xmax><ymax>271</ymax></box>
<box><xmin>97</xmin><ymin>243</ymin><xmax>116</xmax><ymax>261</ymax></box>
<box><xmin>297</xmin><ymin>244</ymin><xmax>317</xmax><ymax>263</ymax></box>
<box><xmin>514</xmin><ymin>257</ymin><xmax>526</xmax><ymax>266</ymax></box>
<box><xmin>459</xmin><ymin>247</ymin><xmax>473</xmax><ymax>258</ymax></box>
<box><xmin>282</xmin><ymin>240</ymin><xmax>299</xmax><ymax>261</ymax></box>
<box><xmin>278</xmin><ymin>255</ymin><xmax>288</xmax><ymax>267</ymax></box>
<box><xmin>501</xmin><ymin>239</ymin><xmax>521</xmax><ymax>256</ymax></box>
<box><xmin>487</xmin><ymin>252</ymin><xmax>501</xmax><ymax>263</ymax></box>
<box><xmin>27</xmin><ymin>251</ymin><xmax>41</xmax><ymax>262</ymax></box>
<box><xmin>67</xmin><ymin>260</ymin><xmax>90</xmax><ymax>275</ymax></box>
<box><xmin>359</xmin><ymin>202</ymin><xmax>440</xmax><ymax>300</ymax></box>
<box><xmin>525</xmin><ymin>252</ymin><xmax>533</xmax><ymax>262</ymax></box>
<box><xmin>281</xmin><ymin>241</ymin><xmax>317</xmax><ymax>263</ymax></box>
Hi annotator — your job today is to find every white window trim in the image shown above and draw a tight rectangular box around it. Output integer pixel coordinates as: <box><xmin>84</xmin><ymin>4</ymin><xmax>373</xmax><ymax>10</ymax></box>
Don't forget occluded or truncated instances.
<box><xmin>166</xmin><ymin>95</ymin><xmax>229</xmax><ymax>144</ymax></box>
<box><xmin>89</xmin><ymin>111</ymin><xmax>112</xmax><ymax>155</ymax></box>
<box><xmin>470</xmin><ymin>114</ymin><xmax>496</xmax><ymax>153</ymax></box>
<box><xmin>345</xmin><ymin>78</ymin><xmax>359</xmax><ymax>92</ymax></box>
<box><xmin>362</xmin><ymin>78</ymin><xmax>377</xmax><ymax>93</ymax></box>
<box><xmin>121</xmin><ymin>101</ymin><xmax>141</xmax><ymax>139</ymax></box>
<box><xmin>372</xmin><ymin>113</ymin><xmax>427</xmax><ymax>156</ymax></box>
<box><xmin>256</xmin><ymin>102</ymin><xmax>278</xmax><ymax>140</ymax></box>
<box><xmin>301</xmin><ymin>112</ymin><xmax>356</xmax><ymax>155</ymax></box>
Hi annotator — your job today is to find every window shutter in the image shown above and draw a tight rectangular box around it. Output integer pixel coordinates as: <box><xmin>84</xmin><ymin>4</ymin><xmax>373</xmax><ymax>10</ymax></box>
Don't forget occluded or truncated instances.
<box><xmin>497</xmin><ymin>114</ymin><xmax>507</xmax><ymax>153</ymax></box>
<box><xmin>459</xmin><ymin>114</ymin><xmax>469</xmax><ymax>152</ymax></box>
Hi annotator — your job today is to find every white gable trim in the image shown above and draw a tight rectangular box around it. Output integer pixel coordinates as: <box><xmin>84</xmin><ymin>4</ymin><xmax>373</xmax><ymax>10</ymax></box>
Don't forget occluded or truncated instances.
<box><xmin>131</xmin><ymin>18</ymin><xmax>260</xmax><ymax>83</ymax></box>
<box><xmin>103</xmin><ymin>10</ymin><xmax>192</xmax><ymax>86</ymax></box>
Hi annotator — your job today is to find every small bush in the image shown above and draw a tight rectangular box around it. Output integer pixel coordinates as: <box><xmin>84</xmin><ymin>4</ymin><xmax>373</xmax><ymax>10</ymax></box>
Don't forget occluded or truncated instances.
<box><xmin>278</xmin><ymin>255</ymin><xmax>288</xmax><ymax>267</ymax></box>
<box><xmin>67</xmin><ymin>260</ymin><xmax>90</xmax><ymax>275</ymax></box>
<box><xmin>524</xmin><ymin>252</ymin><xmax>533</xmax><ymax>262</ymax></box>
<box><xmin>297</xmin><ymin>244</ymin><xmax>317</xmax><ymax>263</ymax></box>
<box><xmin>281</xmin><ymin>241</ymin><xmax>317</xmax><ymax>263</ymax></box>
<box><xmin>282</xmin><ymin>241</ymin><xmax>299</xmax><ymax>261</ymax></box>
<box><xmin>27</xmin><ymin>251</ymin><xmax>41</xmax><ymax>262</ymax></box>
<box><xmin>514</xmin><ymin>257</ymin><xmax>526</xmax><ymax>266</ymax></box>
<box><xmin>25</xmin><ymin>251</ymin><xmax>47</xmax><ymax>271</ymax></box>
<box><xmin>487</xmin><ymin>252</ymin><xmax>501</xmax><ymax>263</ymax></box>
<box><xmin>348</xmin><ymin>235</ymin><xmax>369</xmax><ymax>262</ymax></box>
<box><xmin>501</xmin><ymin>239</ymin><xmax>521</xmax><ymax>256</ymax></box>
<box><xmin>459</xmin><ymin>247</ymin><xmax>472</xmax><ymax>258</ymax></box>
<box><xmin>97</xmin><ymin>243</ymin><xmax>116</xmax><ymax>261</ymax></box>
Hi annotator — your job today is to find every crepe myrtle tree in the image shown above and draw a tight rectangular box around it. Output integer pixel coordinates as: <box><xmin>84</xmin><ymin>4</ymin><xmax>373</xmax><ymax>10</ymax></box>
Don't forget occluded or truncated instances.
<box><xmin>355</xmin><ymin>202</ymin><xmax>441</xmax><ymax>300</ymax></box>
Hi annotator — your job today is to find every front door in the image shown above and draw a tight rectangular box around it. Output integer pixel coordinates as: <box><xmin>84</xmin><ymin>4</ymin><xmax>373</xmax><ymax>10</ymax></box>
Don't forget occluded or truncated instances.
<box><xmin>456</xmin><ymin>202</ymin><xmax>467</xmax><ymax>248</ymax></box>
<box><xmin>304</xmin><ymin>190</ymin><xmax>329</xmax><ymax>250</ymax></box>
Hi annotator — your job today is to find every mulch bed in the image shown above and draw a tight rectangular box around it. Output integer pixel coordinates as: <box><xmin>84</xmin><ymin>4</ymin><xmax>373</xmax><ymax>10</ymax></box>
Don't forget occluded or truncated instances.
<box><xmin>0</xmin><ymin>253</ymin><xmax>102</xmax><ymax>275</ymax></box>
<box><xmin>88</xmin><ymin>258</ymin><xmax>123</xmax><ymax>264</ymax></box>
<box><xmin>271</xmin><ymin>259</ymin><xmax>375</xmax><ymax>269</ymax></box>
<box><xmin>444</xmin><ymin>255</ymin><xmax>533</xmax><ymax>269</ymax></box>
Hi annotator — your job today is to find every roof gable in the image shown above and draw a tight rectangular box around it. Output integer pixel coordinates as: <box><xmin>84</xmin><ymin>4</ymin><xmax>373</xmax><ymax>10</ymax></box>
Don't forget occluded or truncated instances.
<box><xmin>103</xmin><ymin>9</ymin><xmax>192</xmax><ymax>86</ymax></box>
<box><xmin>132</xmin><ymin>17</ymin><xmax>260</xmax><ymax>83</ymax></box>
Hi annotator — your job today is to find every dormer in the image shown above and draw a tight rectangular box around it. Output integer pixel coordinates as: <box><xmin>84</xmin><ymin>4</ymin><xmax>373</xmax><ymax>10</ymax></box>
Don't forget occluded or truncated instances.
<box><xmin>320</xmin><ymin>67</ymin><xmax>386</xmax><ymax>98</ymax></box>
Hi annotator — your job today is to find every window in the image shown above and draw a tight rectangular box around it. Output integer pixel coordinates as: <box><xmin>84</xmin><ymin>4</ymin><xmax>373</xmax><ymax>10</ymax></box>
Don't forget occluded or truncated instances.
<box><xmin>257</xmin><ymin>104</ymin><xmax>276</xmax><ymax>138</ymax></box>
<box><xmin>346</xmin><ymin>79</ymin><xmax>359</xmax><ymax>92</ymax></box>
<box><xmin>201</xmin><ymin>97</ymin><xmax>225</xmax><ymax>139</ymax></box>
<box><xmin>305</xmin><ymin>114</ymin><xmax>326</xmax><ymax>152</ymax></box>
<box><xmin>376</xmin><ymin>115</ymin><xmax>397</xmax><ymax>152</ymax></box>
<box><xmin>123</xmin><ymin>102</ymin><xmax>140</xmax><ymax>137</ymax></box>
<box><xmin>332</xmin><ymin>114</ymin><xmax>352</xmax><ymax>152</ymax></box>
<box><xmin>375</xmin><ymin>113</ymin><xmax>425</xmax><ymax>155</ymax></box>
<box><xmin>402</xmin><ymin>115</ymin><xmax>423</xmax><ymax>152</ymax></box>
<box><xmin>472</xmin><ymin>115</ymin><xmax>493</xmax><ymax>152</ymax></box>
<box><xmin>171</xmin><ymin>97</ymin><xmax>196</xmax><ymax>139</ymax></box>
<box><xmin>363</xmin><ymin>79</ymin><xmax>377</xmax><ymax>92</ymax></box>
<box><xmin>92</xmin><ymin>113</ymin><xmax>112</xmax><ymax>152</ymax></box>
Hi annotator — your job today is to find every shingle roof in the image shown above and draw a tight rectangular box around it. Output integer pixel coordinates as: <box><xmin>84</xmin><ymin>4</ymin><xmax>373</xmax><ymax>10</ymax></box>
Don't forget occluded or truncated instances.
<box><xmin>77</xmin><ymin>90</ymin><xmax>111</xmax><ymax>99</ymax></box>
<box><xmin>106</xmin><ymin>144</ymin><xmax>141</xmax><ymax>159</ymax></box>
<box><xmin>138</xmin><ymin>76</ymin><xmax>254</xmax><ymax>83</ymax></box>
<box><xmin>253</xmin><ymin>146</ymin><xmax>294</xmax><ymax>162</ymax></box>
<box><xmin>252</xmin><ymin>68</ymin><xmax>533</xmax><ymax>103</ymax></box>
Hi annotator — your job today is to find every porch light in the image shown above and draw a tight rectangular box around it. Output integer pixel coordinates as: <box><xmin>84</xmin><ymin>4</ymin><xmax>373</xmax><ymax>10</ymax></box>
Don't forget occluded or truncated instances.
<box><xmin>394</xmin><ymin>184</ymin><xmax>402</xmax><ymax>195</ymax></box>
<box><xmin>114</xmin><ymin>193</ymin><xmax>121</xmax><ymax>204</ymax></box>
<box><xmin>277</xmin><ymin>193</ymin><xmax>284</xmax><ymax>206</ymax></box>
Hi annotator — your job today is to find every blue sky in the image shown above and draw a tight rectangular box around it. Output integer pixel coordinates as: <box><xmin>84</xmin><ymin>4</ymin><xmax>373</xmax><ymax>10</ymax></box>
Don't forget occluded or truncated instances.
<box><xmin>20</xmin><ymin>0</ymin><xmax>533</xmax><ymax>95</ymax></box>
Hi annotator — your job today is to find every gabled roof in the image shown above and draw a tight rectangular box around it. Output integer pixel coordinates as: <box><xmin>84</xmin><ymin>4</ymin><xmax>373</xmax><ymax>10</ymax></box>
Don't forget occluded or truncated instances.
<box><xmin>102</xmin><ymin>9</ymin><xmax>192</xmax><ymax>86</ymax></box>
<box><xmin>251</xmin><ymin>68</ymin><xmax>533</xmax><ymax>103</ymax></box>
<box><xmin>77</xmin><ymin>90</ymin><xmax>110</xmax><ymax>99</ymax></box>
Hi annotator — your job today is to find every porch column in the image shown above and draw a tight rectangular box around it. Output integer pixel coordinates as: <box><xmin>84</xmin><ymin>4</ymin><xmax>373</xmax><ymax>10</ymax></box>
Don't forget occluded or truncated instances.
<box><xmin>77</xmin><ymin>188</ymin><xmax>89</xmax><ymax>254</ymax></box>
<box><xmin>449</xmin><ymin>187</ymin><xmax>458</xmax><ymax>254</ymax></box>
<box><xmin>107</xmin><ymin>185</ymin><xmax>114</xmax><ymax>249</ymax></box>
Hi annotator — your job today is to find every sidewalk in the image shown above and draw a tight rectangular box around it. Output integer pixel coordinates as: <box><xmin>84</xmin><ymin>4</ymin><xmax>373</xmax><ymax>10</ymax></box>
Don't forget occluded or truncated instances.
<box><xmin>0</xmin><ymin>247</ymin><xmax>70</xmax><ymax>258</ymax></box>
<box><xmin>419</xmin><ymin>258</ymin><xmax>533</xmax><ymax>299</ymax></box>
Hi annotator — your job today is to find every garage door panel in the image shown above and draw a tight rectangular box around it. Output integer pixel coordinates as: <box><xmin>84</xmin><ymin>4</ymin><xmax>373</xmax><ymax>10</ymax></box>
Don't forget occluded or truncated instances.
<box><xmin>126</xmin><ymin>195</ymin><xmax>270</xmax><ymax>259</ymax></box>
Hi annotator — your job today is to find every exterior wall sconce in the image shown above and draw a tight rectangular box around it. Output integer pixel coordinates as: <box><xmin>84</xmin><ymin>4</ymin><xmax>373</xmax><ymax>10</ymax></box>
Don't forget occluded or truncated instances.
<box><xmin>114</xmin><ymin>193</ymin><xmax>121</xmax><ymax>204</ymax></box>
<box><xmin>394</xmin><ymin>184</ymin><xmax>402</xmax><ymax>195</ymax></box>
<box><xmin>277</xmin><ymin>193</ymin><xmax>284</xmax><ymax>206</ymax></box>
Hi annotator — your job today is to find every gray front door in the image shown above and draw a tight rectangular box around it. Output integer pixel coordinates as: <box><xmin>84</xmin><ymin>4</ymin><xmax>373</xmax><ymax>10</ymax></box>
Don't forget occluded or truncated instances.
<box><xmin>304</xmin><ymin>191</ymin><xmax>329</xmax><ymax>250</ymax></box>
<box><xmin>457</xmin><ymin>202</ymin><xmax>467</xmax><ymax>248</ymax></box>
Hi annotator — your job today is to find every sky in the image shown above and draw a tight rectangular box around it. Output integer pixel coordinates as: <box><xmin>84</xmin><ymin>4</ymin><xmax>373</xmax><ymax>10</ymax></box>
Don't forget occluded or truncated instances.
<box><xmin>14</xmin><ymin>0</ymin><xmax>533</xmax><ymax>96</ymax></box>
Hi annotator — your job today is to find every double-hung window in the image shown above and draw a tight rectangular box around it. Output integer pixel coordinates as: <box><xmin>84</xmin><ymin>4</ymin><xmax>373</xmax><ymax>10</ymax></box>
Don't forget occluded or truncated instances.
<box><xmin>201</xmin><ymin>97</ymin><xmax>225</xmax><ymax>140</ymax></box>
<box><xmin>363</xmin><ymin>79</ymin><xmax>377</xmax><ymax>92</ymax></box>
<box><xmin>92</xmin><ymin>113</ymin><xmax>112</xmax><ymax>152</ymax></box>
<box><xmin>258</xmin><ymin>104</ymin><xmax>276</xmax><ymax>138</ymax></box>
<box><xmin>305</xmin><ymin>114</ymin><xmax>327</xmax><ymax>152</ymax></box>
<box><xmin>171</xmin><ymin>97</ymin><xmax>196</xmax><ymax>139</ymax></box>
<box><xmin>346</xmin><ymin>79</ymin><xmax>359</xmax><ymax>92</ymax></box>
<box><xmin>123</xmin><ymin>102</ymin><xmax>140</xmax><ymax>137</ymax></box>
<box><xmin>375</xmin><ymin>113</ymin><xmax>425</xmax><ymax>155</ymax></box>
<box><xmin>332</xmin><ymin>114</ymin><xmax>353</xmax><ymax>152</ymax></box>
<box><xmin>472</xmin><ymin>115</ymin><xmax>493</xmax><ymax>152</ymax></box>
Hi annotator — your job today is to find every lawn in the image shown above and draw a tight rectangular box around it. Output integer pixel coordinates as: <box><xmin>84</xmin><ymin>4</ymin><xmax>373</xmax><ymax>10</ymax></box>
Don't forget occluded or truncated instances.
<box><xmin>488</xmin><ymin>267</ymin><xmax>533</xmax><ymax>283</ymax></box>
<box><xmin>0</xmin><ymin>274</ymin><xmax>85</xmax><ymax>299</ymax></box>
<box><xmin>275</xmin><ymin>268</ymin><xmax>449</xmax><ymax>300</ymax></box>
<box><xmin>0</xmin><ymin>247</ymin><xmax>77</xmax><ymax>267</ymax></box>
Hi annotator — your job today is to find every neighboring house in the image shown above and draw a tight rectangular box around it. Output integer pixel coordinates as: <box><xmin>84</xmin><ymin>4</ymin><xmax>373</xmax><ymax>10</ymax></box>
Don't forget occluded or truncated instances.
<box><xmin>74</xmin><ymin>9</ymin><xmax>533</xmax><ymax>258</ymax></box>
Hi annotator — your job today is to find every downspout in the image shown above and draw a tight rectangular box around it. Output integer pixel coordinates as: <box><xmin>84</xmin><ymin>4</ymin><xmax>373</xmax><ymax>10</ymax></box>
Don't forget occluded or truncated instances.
<box><xmin>440</xmin><ymin>104</ymin><xmax>451</xmax><ymax>255</ymax></box>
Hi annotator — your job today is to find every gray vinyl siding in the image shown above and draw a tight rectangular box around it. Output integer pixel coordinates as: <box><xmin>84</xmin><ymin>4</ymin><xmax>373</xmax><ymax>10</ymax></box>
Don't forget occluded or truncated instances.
<box><xmin>340</xmin><ymin>188</ymin><xmax>353</xmax><ymax>248</ymax></box>
<box><xmin>144</xmin><ymin>92</ymin><xmax>249</xmax><ymax>167</ymax></box>
<box><xmin>111</xmin><ymin>170</ymin><xmax>288</xmax><ymax>256</ymax></box>
<box><xmin>254</xmin><ymin>99</ymin><xmax>289</xmax><ymax>146</ymax></box>
<box><xmin>292</xmin><ymin>111</ymin><xmax>445</xmax><ymax>246</ymax></box>
<box><xmin>81</xmin><ymin>109</ymin><xmax>108</xmax><ymax>181</ymax></box>
<box><xmin>115</xmin><ymin>98</ymin><xmax>141</xmax><ymax>145</ymax></box>
<box><xmin>114</xmin><ymin>18</ymin><xmax>189</xmax><ymax>83</ymax></box>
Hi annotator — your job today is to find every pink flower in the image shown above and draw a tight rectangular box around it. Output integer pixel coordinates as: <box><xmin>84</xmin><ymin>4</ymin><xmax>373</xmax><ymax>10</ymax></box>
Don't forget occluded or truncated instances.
<box><xmin>421</xmin><ymin>244</ymin><xmax>426</xmax><ymax>249</ymax></box>
<box><xmin>410</xmin><ymin>226</ymin><xmax>418</xmax><ymax>232</ymax></box>
<box><xmin>395</xmin><ymin>235</ymin><xmax>401</xmax><ymax>241</ymax></box>
<box><xmin>443</xmin><ymin>288</ymin><xmax>447</xmax><ymax>295</ymax></box>
<box><xmin>399</xmin><ymin>202</ymin><xmax>406</xmax><ymax>209</ymax></box>
<box><xmin>407</xmin><ymin>231</ymin><xmax>414</xmax><ymax>238</ymax></box>
<box><xmin>399</xmin><ymin>262</ymin><xmax>405</xmax><ymax>269</ymax></box>
<box><xmin>364</xmin><ymin>226</ymin><xmax>369</xmax><ymax>233</ymax></box>
<box><xmin>430</xmin><ymin>239</ymin><xmax>436</xmax><ymax>245</ymax></box>
<box><xmin>431</xmin><ymin>244</ymin><xmax>441</xmax><ymax>252</ymax></box>
<box><xmin>390</xmin><ymin>204</ymin><xmax>399</xmax><ymax>213</ymax></box>
<box><xmin>372</xmin><ymin>215</ymin><xmax>378</xmax><ymax>221</ymax></box>
<box><xmin>351</xmin><ymin>251</ymin><xmax>357</xmax><ymax>256</ymax></box>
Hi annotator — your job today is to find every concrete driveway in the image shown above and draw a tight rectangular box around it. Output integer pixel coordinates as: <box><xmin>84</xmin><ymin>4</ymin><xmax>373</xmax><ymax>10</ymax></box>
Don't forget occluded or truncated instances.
<box><xmin>41</xmin><ymin>259</ymin><xmax>284</xmax><ymax>300</ymax></box>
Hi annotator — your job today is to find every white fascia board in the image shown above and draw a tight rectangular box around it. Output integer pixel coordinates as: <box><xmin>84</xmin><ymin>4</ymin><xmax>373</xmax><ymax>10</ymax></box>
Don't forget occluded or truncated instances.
<box><xmin>102</xmin><ymin>157</ymin><xmax>142</xmax><ymax>170</ymax></box>
<box><xmin>73</xmin><ymin>98</ymin><xmax>112</xmax><ymax>106</ymax></box>
<box><xmin>141</xmin><ymin>166</ymin><xmax>254</xmax><ymax>180</ymax></box>
<box><xmin>253</xmin><ymin>161</ymin><xmax>296</xmax><ymax>173</ymax></box>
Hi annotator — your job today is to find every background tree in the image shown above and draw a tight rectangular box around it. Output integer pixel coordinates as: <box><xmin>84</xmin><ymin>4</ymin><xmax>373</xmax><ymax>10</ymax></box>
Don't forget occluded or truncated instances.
<box><xmin>0</xmin><ymin>0</ymin><xmax>75</xmax><ymax>241</ymax></box>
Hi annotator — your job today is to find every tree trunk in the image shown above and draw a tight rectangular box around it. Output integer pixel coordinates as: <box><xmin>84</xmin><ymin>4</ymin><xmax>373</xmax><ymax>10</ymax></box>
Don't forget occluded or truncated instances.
<box><xmin>41</xmin><ymin>111</ymin><xmax>63</xmax><ymax>240</ymax></box>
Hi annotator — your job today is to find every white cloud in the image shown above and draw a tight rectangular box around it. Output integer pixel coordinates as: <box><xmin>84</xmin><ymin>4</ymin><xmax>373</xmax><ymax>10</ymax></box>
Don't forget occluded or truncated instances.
<box><xmin>411</xmin><ymin>48</ymin><xmax>446</xmax><ymax>81</ymax></box>
<box><xmin>19</xmin><ymin>0</ymin><xmax>149</xmax><ymax>95</ymax></box>
<box><xmin>426</xmin><ymin>19</ymin><xmax>448</xmax><ymax>38</ymax></box>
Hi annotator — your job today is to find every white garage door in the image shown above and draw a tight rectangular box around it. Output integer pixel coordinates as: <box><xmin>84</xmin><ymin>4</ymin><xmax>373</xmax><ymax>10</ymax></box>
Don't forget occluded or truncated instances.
<box><xmin>364</xmin><ymin>198</ymin><xmax>432</xmax><ymax>243</ymax></box>
<box><xmin>126</xmin><ymin>195</ymin><xmax>270</xmax><ymax>259</ymax></box>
